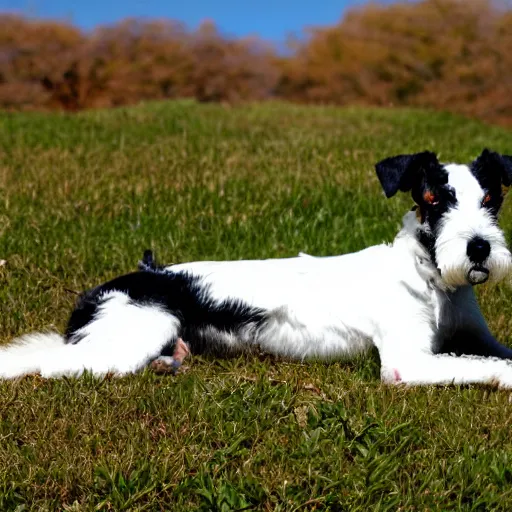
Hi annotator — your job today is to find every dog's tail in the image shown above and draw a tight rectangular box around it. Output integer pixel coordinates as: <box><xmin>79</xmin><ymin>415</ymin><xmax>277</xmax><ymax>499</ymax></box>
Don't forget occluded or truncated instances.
<box><xmin>0</xmin><ymin>332</ymin><xmax>66</xmax><ymax>378</ymax></box>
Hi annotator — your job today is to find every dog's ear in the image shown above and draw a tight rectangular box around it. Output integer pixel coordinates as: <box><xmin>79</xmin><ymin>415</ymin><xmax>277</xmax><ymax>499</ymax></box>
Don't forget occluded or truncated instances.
<box><xmin>475</xmin><ymin>149</ymin><xmax>512</xmax><ymax>189</ymax></box>
<box><xmin>375</xmin><ymin>151</ymin><xmax>439</xmax><ymax>198</ymax></box>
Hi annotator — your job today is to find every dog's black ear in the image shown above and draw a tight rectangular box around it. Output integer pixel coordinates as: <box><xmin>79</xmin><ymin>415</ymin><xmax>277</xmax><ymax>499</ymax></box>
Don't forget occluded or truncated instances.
<box><xmin>475</xmin><ymin>148</ymin><xmax>512</xmax><ymax>188</ymax></box>
<box><xmin>375</xmin><ymin>151</ymin><xmax>439</xmax><ymax>198</ymax></box>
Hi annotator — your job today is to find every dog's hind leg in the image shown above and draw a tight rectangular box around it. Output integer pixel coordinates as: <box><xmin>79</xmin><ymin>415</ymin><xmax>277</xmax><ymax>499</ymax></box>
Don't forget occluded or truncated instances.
<box><xmin>56</xmin><ymin>291</ymin><xmax>180</xmax><ymax>377</ymax></box>
<box><xmin>150</xmin><ymin>338</ymin><xmax>190</xmax><ymax>374</ymax></box>
<box><xmin>1</xmin><ymin>291</ymin><xmax>181</xmax><ymax>379</ymax></box>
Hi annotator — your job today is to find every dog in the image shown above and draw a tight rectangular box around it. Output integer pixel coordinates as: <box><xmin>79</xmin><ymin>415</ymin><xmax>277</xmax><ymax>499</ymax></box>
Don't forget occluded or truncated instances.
<box><xmin>3</xmin><ymin>148</ymin><xmax>512</xmax><ymax>387</ymax></box>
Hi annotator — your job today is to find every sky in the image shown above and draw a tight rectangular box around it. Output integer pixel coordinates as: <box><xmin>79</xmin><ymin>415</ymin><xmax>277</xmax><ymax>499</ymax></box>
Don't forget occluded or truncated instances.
<box><xmin>1</xmin><ymin>0</ymin><xmax>400</xmax><ymax>42</ymax></box>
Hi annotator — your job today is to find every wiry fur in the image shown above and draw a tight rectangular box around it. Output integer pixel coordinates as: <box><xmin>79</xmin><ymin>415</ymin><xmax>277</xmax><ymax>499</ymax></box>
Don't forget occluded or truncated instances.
<box><xmin>435</xmin><ymin>164</ymin><xmax>511</xmax><ymax>287</ymax></box>
<box><xmin>4</xmin><ymin>149</ymin><xmax>512</xmax><ymax>387</ymax></box>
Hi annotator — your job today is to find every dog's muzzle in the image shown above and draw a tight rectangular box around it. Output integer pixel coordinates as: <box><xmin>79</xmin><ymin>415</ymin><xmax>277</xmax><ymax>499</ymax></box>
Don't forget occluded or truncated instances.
<box><xmin>466</xmin><ymin>236</ymin><xmax>491</xmax><ymax>285</ymax></box>
<box><xmin>467</xmin><ymin>266</ymin><xmax>489</xmax><ymax>285</ymax></box>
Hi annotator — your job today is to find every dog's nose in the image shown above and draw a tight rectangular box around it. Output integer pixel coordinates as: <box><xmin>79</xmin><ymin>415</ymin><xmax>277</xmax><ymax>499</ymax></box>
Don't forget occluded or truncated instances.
<box><xmin>467</xmin><ymin>236</ymin><xmax>491</xmax><ymax>264</ymax></box>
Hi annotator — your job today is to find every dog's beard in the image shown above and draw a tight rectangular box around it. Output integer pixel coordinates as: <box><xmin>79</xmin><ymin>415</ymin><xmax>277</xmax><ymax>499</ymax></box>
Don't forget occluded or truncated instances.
<box><xmin>435</xmin><ymin>224</ymin><xmax>512</xmax><ymax>288</ymax></box>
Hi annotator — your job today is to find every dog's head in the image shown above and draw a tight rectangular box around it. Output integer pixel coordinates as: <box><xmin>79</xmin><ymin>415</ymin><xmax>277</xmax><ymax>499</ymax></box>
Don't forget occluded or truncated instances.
<box><xmin>376</xmin><ymin>149</ymin><xmax>512</xmax><ymax>287</ymax></box>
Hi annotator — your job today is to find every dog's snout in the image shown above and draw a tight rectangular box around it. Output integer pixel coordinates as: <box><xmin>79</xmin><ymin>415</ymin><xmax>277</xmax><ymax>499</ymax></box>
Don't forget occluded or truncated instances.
<box><xmin>467</xmin><ymin>236</ymin><xmax>491</xmax><ymax>264</ymax></box>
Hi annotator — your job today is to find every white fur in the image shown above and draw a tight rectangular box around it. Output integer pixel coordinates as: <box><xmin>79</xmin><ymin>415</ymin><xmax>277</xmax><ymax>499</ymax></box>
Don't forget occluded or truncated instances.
<box><xmin>1</xmin><ymin>292</ymin><xmax>179</xmax><ymax>378</ymax></box>
<box><xmin>3</xmin><ymin>163</ymin><xmax>512</xmax><ymax>386</ymax></box>
<box><xmin>168</xmin><ymin>210</ymin><xmax>505</xmax><ymax>366</ymax></box>
<box><xmin>0</xmin><ymin>332</ymin><xmax>65</xmax><ymax>378</ymax></box>
<box><xmin>436</xmin><ymin>165</ymin><xmax>511</xmax><ymax>287</ymax></box>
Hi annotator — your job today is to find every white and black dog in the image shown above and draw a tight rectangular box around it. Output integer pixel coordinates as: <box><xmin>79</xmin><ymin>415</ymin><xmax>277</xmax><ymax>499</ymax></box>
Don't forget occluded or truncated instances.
<box><xmin>4</xmin><ymin>149</ymin><xmax>512</xmax><ymax>386</ymax></box>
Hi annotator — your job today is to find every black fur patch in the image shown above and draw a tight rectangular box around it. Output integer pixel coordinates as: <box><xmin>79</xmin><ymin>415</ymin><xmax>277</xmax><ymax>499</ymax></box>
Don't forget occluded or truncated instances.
<box><xmin>416</xmin><ymin>228</ymin><xmax>438</xmax><ymax>267</ymax></box>
<box><xmin>137</xmin><ymin>249</ymin><xmax>165</xmax><ymax>272</ymax></box>
<box><xmin>376</xmin><ymin>152</ymin><xmax>456</xmax><ymax>265</ymax></box>
<box><xmin>435</xmin><ymin>330</ymin><xmax>505</xmax><ymax>358</ymax></box>
<box><xmin>409</xmin><ymin>161</ymin><xmax>455</xmax><ymax>265</ymax></box>
<box><xmin>65</xmin><ymin>271</ymin><xmax>266</xmax><ymax>355</ymax></box>
<box><xmin>376</xmin><ymin>151</ymin><xmax>440</xmax><ymax>198</ymax></box>
<box><xmin>470</xmin><ymin>149</ymin><xmax>511</xmax><ymax>217</ymax></box>
<box><xmin>411</xmin><ymin>163</ymin><xmax>455</xmax><ymax>235</ymax></box>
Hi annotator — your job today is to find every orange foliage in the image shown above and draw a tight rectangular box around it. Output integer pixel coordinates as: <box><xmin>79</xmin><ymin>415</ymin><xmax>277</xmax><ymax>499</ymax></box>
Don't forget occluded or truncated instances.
<box><xmin>278</xmin><ymin>0</ymin><xmax>512</xmax><ymax>124</ymax></box>
<box><xmin>2</xmin><ymin>0</ymin><xmax>512</xmax><ymax>125</ymax></box>
<box><xmin>0</xmin><ymin>16</ymin><xmax>277</xmax><ymax>110</ymax></box>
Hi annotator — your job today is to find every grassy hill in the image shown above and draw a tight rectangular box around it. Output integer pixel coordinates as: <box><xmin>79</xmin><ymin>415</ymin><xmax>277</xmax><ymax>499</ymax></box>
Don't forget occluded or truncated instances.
<box><xmin>1</xmin><ymin>101</ymin><xmax>512</xmax><ymax>510</ymax></box>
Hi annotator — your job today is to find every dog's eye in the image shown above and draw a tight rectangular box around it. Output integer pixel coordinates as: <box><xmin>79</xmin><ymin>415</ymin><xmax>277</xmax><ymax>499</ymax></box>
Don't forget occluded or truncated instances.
<box><xmin>423</xmin><ymin>191</ymin><xmax>439</xmax><ymax>205</ymax></box>
<box><xmin>482</xmin><ymin>194</ymin><xmax>492</xmax><ymax>206</ymax></box>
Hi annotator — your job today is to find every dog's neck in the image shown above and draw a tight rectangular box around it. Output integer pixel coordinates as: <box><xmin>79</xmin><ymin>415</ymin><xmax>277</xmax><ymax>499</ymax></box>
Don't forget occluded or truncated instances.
<box><xmin>395</xmin><ymin>211</ymin><xmax>447</xmax><ymax>291</ymax></box>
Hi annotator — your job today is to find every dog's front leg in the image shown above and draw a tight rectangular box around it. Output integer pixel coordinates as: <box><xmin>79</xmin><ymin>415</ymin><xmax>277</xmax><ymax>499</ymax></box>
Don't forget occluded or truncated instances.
<box><xmin>381</xmin><ymin>352</ymin><xmax>512</xmax><ymax>388</ymax></box>
<box><xmin>378</xmin><ymin>326</ymin><xmax>512</xmax><ymax>388</ymax></box>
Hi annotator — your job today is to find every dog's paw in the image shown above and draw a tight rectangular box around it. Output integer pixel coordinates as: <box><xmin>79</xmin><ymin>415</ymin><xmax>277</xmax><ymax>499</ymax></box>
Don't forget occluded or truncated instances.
<box><xmin>150</xmin><ymin>356</ymin><xmax>181</xmax><ymax>375</ymax></box>
<box><xmin>150</xmin><ymin>338</ymin><xmax>191</xmax><ymax>375</ymax></box>
<box><xmin>380</xmin><ymin>367</ymin><xmax>403</xmax><ymax>384</ymax></box>
<box><xmin>497</xmin><ymin>373</ymin><xmax>512</xmax><ymax>389</ymax></box>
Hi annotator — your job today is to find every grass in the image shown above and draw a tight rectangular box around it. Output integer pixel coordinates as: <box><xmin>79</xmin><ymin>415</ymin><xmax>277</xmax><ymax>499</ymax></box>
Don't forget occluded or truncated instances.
<box><xmin>2</xmin><ymin>101</ymin><xmax>512</xmax><ymax>510</ymax></box>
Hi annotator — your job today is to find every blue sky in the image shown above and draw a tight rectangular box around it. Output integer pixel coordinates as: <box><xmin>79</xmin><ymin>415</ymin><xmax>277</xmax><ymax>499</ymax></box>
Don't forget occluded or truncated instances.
<box><xmin>2</xmin><ymin>0</ymin><xmax>399</xmax><ymax>42</ymax></box>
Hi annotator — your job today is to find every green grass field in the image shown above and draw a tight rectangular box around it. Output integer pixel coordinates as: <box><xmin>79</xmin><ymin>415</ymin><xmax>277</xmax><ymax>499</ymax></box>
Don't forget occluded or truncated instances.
<box><xmin>2</xmin><ymin>101</ymin><xmax>512</xmax><ymax>510</ymax></box>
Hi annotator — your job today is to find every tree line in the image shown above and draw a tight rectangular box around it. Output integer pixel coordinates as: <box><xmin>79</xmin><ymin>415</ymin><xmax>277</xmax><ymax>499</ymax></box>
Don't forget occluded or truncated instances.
<box><xmin>2</xmin><ymin>0</ymin><xmax>512</xmax><ymax>125</ymax></box>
